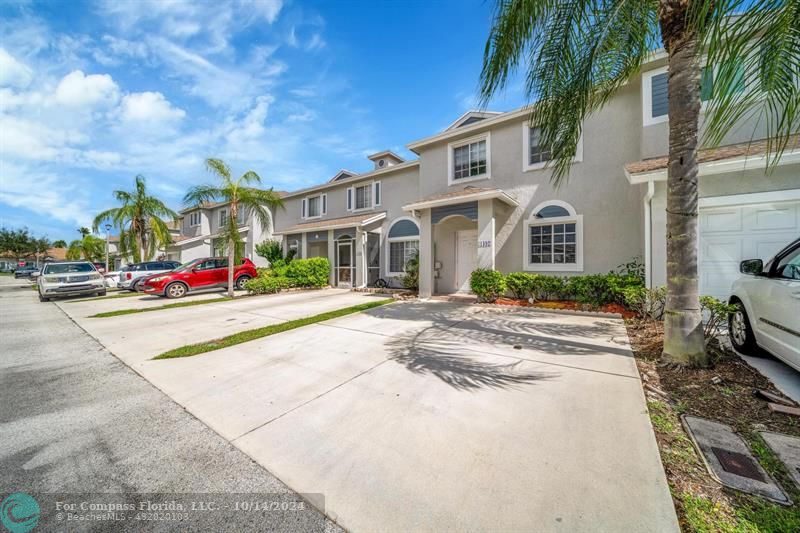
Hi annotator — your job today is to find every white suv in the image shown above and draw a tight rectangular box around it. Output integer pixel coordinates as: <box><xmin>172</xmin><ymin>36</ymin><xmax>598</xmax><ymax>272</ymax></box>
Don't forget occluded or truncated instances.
<box><xmin>38</xmin><ymin>261</ymin><xmax>106</xmax><ymax>302</ymax></box>
<box><xmin>729</xmin><ymin>238</ymin><xmax>800</xmax><ymax>371</ymax></box>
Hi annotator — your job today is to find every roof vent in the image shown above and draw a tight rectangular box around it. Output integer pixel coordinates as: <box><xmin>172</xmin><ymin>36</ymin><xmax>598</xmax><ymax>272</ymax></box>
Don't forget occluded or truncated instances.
<box><xmin>367</xmin><ymin>150</ymin><xmax>404</xmax><ymax>170</ymax></box>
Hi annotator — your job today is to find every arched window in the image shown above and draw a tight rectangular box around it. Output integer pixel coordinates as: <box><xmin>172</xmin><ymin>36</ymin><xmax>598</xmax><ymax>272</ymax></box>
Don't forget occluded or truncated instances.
<box><xmin>524</xmin><ymin>200</ymin><xmax>583</xmax><ymax>272</ymax></box>
<box><xmin>387</xmin><ymin>218</ymin><xmax>420</xmax><ymax>275</ymax></box>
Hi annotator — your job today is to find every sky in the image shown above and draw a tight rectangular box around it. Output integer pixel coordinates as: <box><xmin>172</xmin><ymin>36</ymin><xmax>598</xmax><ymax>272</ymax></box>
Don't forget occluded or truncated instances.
<box><xmin>0</xmin><ymin>0</ymin><xmax>527</xmax><ymax>242</ymax></box>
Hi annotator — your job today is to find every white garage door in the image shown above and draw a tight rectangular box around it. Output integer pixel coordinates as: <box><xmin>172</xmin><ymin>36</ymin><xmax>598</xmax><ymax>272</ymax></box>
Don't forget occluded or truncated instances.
<box><xmin>699</xmin><ymin>198</ymin><xmax>800</xmax><ymax>300</ymax></box>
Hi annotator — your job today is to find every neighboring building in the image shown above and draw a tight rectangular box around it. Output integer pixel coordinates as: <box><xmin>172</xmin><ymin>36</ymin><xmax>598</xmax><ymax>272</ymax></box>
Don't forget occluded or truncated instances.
<box><xmin>269</xmin><ymin>51</ymin><xmax>800</xmax><ymax>299</ymax></box>
<box><xmin>167</xmin><ymin>199</ymin><xmax>281</xmax><ymax>267</ymax></box>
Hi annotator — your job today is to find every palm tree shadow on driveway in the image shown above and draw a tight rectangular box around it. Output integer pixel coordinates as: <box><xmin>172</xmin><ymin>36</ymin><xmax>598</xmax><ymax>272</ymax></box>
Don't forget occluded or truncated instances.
<box><xmin>370</xmin><ymin>302</ymin><xmax>635</xmax><ymax>391</ymax></box>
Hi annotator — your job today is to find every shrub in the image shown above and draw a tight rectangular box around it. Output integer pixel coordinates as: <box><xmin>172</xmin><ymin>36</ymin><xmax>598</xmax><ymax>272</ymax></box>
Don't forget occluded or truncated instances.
<box><xmin>505</xmin><ymin>272</ymin><xmax>537</xmax><ymax>299</ymax></box>
<box><xmin>244</xmin><ymin>275</ymin><xmax>291</xmax><ymax>294</ymax></box>
<box><xmin>401</xmin><ymin>252</ymin><xmax>419</xmax><ymax>291</ymax></box>
<box><xmin>470</xmin><ymin>269</ymin><xmax>506</xmax><ymax>302</ymax></box>
<box><xmin>615</xmin><ymin>256</ymin><xmax>645</xmax><ymax>284</ymax></box>
<box><xmin>623</xmin><ymin>286</ymin><xmax>666</xmax><ymax>320</ymax></box>
<box><xmin>606</xmin><ymin>272</ymin><xmax>645</xmax><ymax>304</ymax></box>
<box><xmin>565</xmin><ymin>274</ymin><xmax>615</xmax><ymax>306</ymax></box>
<box><xmin>530</xmin><ymin>275</ymin><xmax>566</xmax><ymax>301</ymax></box>
<box><xmin>285</xmin><ymin>257</ymin><xmax>330</xmax><ymax>287</ymax></box>
<box><xmin>700</xmin><ymin>296</ymin><xmax>738</xmax><ymax>346</ymax></box>
<box><xmin>255</xmin><ymin>239</ymin><xmax>285</xmax><ymax>264</ymax></box>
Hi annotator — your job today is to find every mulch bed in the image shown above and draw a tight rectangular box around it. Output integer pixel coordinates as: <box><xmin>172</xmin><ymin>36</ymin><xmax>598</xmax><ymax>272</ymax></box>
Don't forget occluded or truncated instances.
<box><xmin>494</xmin><ymin>297</ymin><xmax>638</xmax><ymax>318</ymax></box>
<box><xmin>625</xmin><ymin>318</ymin><xmax>800</xmax><ymax>530</ymax></box>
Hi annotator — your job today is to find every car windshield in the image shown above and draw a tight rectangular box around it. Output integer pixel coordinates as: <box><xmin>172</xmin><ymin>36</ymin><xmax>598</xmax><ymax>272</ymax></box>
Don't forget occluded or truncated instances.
<box><xmin>173</xmin><ymin>260</ymin><xmax>200</xmax><ymax>272</ymax></box>
<box><xmin>43</xmin><ymin>263</ymin><xmax>95</xmax><ymax>274</ymax></box>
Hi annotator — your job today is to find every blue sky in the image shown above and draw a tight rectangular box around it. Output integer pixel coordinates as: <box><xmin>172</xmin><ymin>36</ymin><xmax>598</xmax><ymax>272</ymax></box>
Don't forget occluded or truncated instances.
<box><xmin>0</xmin><ymin>0</ymin><xmax>527</xmax><ymax>242</ymax></box>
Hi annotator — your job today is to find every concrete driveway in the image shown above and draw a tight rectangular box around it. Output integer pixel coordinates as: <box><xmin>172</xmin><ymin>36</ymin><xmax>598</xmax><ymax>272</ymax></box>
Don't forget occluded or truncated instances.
<box><xmin>64</xmin><ymin>294</ymin><xmax>678</xmax><ymax>532</ymax></box>
<box><xmin>57</xmin><ymin>288</ymin><xmax>386</xmax><ymax>368</ymax></box>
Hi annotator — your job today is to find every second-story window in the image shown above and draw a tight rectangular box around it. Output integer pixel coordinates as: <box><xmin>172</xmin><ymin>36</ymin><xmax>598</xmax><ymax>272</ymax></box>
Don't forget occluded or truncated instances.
<box><xmin>448</xmin><ymin>133</ymin><xmax>490</xmax><ymax>184</ymax></box>
<box><xmin>308</xmin><ymin>196</ymin><xmax>321</xmax><ymax>217</ymax></box>
<box><xmin>218</xmin><ymin>209</ymin><xmax>228</xmax><ymax>226</ymax></box>
<box><xmin>355</xmin><ymin>184</ymin><xmax>372</xmax><ymax>210</ymax></box>
<box><xmin>189</xmin><ymin>212</ymin><xmax>201</xmax><ymax>226</ymax></box>
<box><xmin>528</xmin><ymin>127</ymin><xmax>552</xmax><ymax>165</ymax></box>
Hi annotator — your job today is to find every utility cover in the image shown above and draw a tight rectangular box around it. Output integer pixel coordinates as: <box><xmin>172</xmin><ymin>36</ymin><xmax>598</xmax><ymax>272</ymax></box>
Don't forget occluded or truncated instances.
<box><xmin>682</xmin><ymin>415</ymin><xmax>791</xmax><ymax>505</ymax></box>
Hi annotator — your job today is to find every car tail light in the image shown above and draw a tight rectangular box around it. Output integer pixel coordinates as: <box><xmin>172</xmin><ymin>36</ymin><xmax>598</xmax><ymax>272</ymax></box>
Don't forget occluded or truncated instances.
<box><xmin>126</xmin><ymin>272</ymin><xmax>132</xmax><ymax>280</ymax></box>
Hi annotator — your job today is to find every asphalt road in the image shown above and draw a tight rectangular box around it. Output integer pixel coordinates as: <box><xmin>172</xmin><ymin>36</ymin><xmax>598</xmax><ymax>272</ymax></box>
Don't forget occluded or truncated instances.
<box><xmin>0</xmin><ymin>277</ymin><xmax>338</xmax><ymax>532</ymax></box>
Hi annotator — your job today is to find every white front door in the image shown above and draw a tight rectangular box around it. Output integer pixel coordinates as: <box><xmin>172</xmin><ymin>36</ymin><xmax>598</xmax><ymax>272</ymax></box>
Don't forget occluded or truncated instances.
<box><xmin>455</xmin><ymin>230</ymin><xmax>478</xmax><ymax>293</ymax></box>
<box><xmin>699</xmin><ymin>199</ymin><xmax>800</xmax><ymax>300</ymax></box>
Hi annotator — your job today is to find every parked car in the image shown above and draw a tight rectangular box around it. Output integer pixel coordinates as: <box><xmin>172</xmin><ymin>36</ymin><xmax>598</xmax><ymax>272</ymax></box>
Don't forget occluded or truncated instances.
<box><xmin>92</xmin><ymin>262</ymin><xmax>107</xmax><ymax>274</ymax></box>
<box><xmin>38</xmin><ymin>261</ymin><xmax>106</xmax><ymax>301</ymax></box>
<box><xmin>118</xmin><ymin>261</ymin><xmax>181</xmax><ymax>291</ymax></box>
<box><xmin>14</xmin><ymin>265</ymin><xmax>39</xmax><ymax>279</ymax></box>
<box><xmin>729</xmin><ymin>238</ymin><xmax>800</xmax><ymax>371</ymax></box>
<box><xmin>103</xmin><ymin>270</ymin><xmax>121</xmax><ymax>288</ymax></box>
<box><xmin>141</xmin><ymin>257</ymin><xmax>257</xmax><ymax>298</ymax></box>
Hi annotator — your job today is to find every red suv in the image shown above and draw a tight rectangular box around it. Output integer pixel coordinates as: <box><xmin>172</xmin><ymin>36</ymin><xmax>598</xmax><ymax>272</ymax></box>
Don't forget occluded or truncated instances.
<box><xmin>141</xmin><ymin>257</ymin><xmax>257</xmax><ymax>298</ymax></box>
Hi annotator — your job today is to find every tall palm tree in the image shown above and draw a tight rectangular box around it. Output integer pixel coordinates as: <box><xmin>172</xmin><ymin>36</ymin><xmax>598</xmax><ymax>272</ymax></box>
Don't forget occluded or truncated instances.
<box><xmin>184</xmin><ymin>158</ymin><xmax>284</xmax><ymax>297</ymax></box>
<box><xmin>93</xmin><ymin>175</ymin><xmax>178</xmax><ymax>263</ymax></box>
<box><xmin>479</xmin><ymin>0</ymin><xmax>799</xmax><ymax>367</ymax></box>
<box><xmin>66</xmin><ymin>228</ymin><xmax>104</xmax><ymax>261</ymax></box>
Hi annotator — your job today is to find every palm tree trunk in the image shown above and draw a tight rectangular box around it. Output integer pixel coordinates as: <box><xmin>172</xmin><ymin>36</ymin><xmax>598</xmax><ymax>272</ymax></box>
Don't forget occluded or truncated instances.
<box><xmin>227</xmin><ymin>238</ymin><xmax>235</xmax><ymax>298</ymax></box>
<box><xmin>660</xmin><ymin>6</ymin><xmax>707</xmax><ymax>366</ymax></box>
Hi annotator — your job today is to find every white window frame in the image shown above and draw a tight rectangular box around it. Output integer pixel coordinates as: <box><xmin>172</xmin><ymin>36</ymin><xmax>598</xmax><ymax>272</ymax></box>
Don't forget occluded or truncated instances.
<box><xmin>189</xmin><ymin>211</ymin><xmax>201</xmax><ymax>227</ymax></box>
<box><xmin>447</xmin><ymin>132</ymin><xmax>491</xmax><ymax>185</ymax></box>
<box><xmin>523</xmin><ymin>200</ymin><xmax>584</xmax><ymax>272</ymax></box>
<box><xmin>522</xmin><ymin>123</ymin><xmax>584</xmax><ymax>172</ymax></box>
<box><xmin>351</xmin><ymin>181</ymin><xmax>381</xmax><ymax>212</ymax></box>
<box><xmin>385</xmin><ymin>216</ymin><xmax>420</xmax><ymax>276</ymax></box>
<box><xmin>303</xmin><ymin>194</ymin><xmax>323</xmax><ymax>219</ymax></box>
<box><xmin>642</xmin><ymin>66</ymin><xmax>669</xmax><ymax>126</ymax></box>
<box><xmin>218</xmin><ymin>209</ymin><xmax>228</xmax><ymax>227</ymax></box>
<box><xmin>346</xmin><ymin>187</ymin><xmax>353</xmax><ymax>212</ymax></box>
<box><xmin>235</xmin><ymin>208</ymin><xmax>246</xmax><ymax>226</ymax></box>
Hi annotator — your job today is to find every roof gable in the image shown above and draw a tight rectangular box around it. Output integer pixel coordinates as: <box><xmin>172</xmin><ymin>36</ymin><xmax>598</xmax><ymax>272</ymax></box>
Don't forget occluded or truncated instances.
<box><xmin>444</xmin><ymin>110</ymin><xmax>502</xmax><ymax>132</ymax></box>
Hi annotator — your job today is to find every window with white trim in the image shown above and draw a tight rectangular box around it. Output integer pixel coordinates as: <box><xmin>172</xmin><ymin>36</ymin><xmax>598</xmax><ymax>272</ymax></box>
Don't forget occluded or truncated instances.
<box><xmin>355</xmin><ymin>184</ymin><xmax>371</xmax><ymax>210</ymax></box>
<box><xmin>236</xmin><ymin>208</ymin><xmax>245</xmax><ymax>225</ymax></box>
<box><xmin>218</xmin><ymin>209</ymin><xmax>228</xmax><ymax>226</ymax></box>
<box><xmin>528</xmin><ymin>127</ymin><xmax>552</xmax><ymax>165</ymax></box>
<box><xmin>642</xmin><ymin>66</ymin><xmax>669</xmax><ymax>126</ymax></box>
<box><xmin>302</xmin><ymin>194</ymin><xmax>325</xmax><ymax>219</ymax></box>
<box><xmin>387</xmin><ymin>218</ymin><xmax>420</xmax><ymax>275</ymax></box>
<box><xmin>524</xmin><ymin>201</ymin><xmax>583</xmax><ymax>272</ymax></box>
<box><xmin>189</xmin><ymin>211</ymin><xmax>201</xmax><ymax>226</ymax></box>
<box><xmin>522</xmin><ymin>123</ymin><xmax>583</xmax><ymax>172</ymax></box>
<box><xmin>453</xmin><ymin>140</ymin><xmax>487</xmax><ymax>180</ymax></box>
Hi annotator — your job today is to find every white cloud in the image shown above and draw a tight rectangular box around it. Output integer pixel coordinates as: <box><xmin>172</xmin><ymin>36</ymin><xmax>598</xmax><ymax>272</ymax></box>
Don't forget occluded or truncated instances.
<box><xmin>306</xmin><ymin>34</ymin><xmax>326</xmax><ymax>52</ymax></box>
<box><xmin>0</xmin><ymin>48</ymin><xmax>33</xmax><ymax>88</ymax></box>
<box><xmin>55</xmin><ymin>70</ymin><xmax>119</xmax><ymax>107</ymax></box>
<box><xmin>120</xmin><ymin>91</ymin><xmax>185</xmax><ymax>123</ymax></box>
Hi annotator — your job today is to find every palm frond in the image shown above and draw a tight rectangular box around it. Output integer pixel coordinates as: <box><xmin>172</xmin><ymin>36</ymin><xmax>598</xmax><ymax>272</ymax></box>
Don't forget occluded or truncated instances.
<box><xmin>702</xmin><ymin>0</ymin><xmax>800</xmax><ymax>167</ymax></box>
<box><xmin>205</xmin><ymin>158</ymin><xmax>232</xmax><ymax>182</ymax></box>
<box><xmin>237</xmin><ymin>187</ymin><xmax>283</xmax><ymax>231</ymax></box>
<box><xmin>183</xmin><ymin>184</ymin><xmax>223</xmax><ymax>208</ymax></box>
<box><xmin>480</xmin><ymin>0</ymin><xmax>660</xmax><ymax>187</ymax></box>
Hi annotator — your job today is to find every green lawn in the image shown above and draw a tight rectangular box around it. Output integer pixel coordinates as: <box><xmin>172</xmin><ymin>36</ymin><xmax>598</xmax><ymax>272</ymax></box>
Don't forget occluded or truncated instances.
<box><xmin>153</xmin><ymin>299</ymin><xmax>394</xmax><ymax>359</ymax></box>
<box><xmin>89</xmin><ymin>296</ymin><xmax>233</xmax><ymax>318</ymax></box>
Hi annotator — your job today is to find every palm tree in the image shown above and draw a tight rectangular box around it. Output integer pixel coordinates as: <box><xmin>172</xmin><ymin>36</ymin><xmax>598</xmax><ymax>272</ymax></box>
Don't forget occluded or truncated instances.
<box><xmin>93</xmin><ymin>175</ymin><xmax>178</xmax><ymax>263</ymax></box>
<box><xmin>479</xmin><ymin>0</ymin><xmax>799</xmax><ymax>367</ymax></box>
<box><xmin>67</xmin><ymin>228</ymin><xmax>104</xmax><ymax>261</ymax></box>
<box><xmin>52</xmin><ymin>240</ymin><xmax>67</xmax><ymax>248</ymax></box>
<box><xmin>184</xmin><ymin>158</ymin><xmax>284</xmax><ymax>297</ymax></box>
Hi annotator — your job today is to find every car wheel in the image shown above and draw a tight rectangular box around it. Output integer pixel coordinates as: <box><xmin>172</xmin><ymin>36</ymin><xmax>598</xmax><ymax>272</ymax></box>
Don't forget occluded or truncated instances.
<box><xmin>97</xmin><ymin>290</ymin><xmax>107</xmax><ymax>297</ymax></box>
<box><xmin>729</xmin><ymin>301</ymin><xmax>758</xmax><ymax>355</ymax></box>
<box><xmin>165</xmin><ymin>282</ymin><xmax>187</xmax><ymax>299</ymax></box>
<box><xmin>39</xmin><ymin>294</ymin><xmax>49</xmax><ymax>302</ymax></box>
<box><xmin>235</xmin><ymin>275</ymin><xmax>251</xmax><ymax>290</ymax></box>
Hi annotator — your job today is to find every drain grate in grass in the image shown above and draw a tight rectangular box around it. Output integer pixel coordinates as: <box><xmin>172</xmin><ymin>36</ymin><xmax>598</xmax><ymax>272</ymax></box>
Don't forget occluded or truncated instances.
<box><xmin>153</xmin><ymin>299</ymin><xmax>394</xmax><ymax>360</ymax></box>
<box><xmin>90</xmin><ymin>296</ymin><xmax>233</xmax><ymax>318</ymax></box>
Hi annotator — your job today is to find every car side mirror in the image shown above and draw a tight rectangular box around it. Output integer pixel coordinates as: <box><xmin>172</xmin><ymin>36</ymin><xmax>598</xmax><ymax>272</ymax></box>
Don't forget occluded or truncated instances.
<box><xmin>31</xmin><ymin>271</ymin><xmax>40</xmax><ymax>278</ymax></box>
<box><xmin>739</xmin><ymin>258</ymin><xmax>764</xmax><ymax>275</ymax></box>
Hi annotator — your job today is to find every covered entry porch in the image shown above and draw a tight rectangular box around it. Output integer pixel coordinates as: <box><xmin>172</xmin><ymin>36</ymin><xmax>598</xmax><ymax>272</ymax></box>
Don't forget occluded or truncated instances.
<box><xmin>403</xmin><ymin>187</ymin><xmax>518</xmax><ymax>298</ymax></box>
<box><xmin>274</xmin><ymin>212</ymin><xmax>385</xmax><ymax>288</ymax></box>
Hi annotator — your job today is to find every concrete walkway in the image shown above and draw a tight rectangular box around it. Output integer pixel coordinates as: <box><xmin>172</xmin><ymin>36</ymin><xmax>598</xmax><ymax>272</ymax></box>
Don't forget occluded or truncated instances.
<box><xmin>63</xmin><ymin>291</ymin><xmax>678</xmax><ymax>532</ymax></box>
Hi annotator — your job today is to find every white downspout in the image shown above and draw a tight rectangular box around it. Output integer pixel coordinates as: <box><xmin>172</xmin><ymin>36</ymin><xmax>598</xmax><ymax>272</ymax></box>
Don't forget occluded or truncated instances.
<box><xmin>644</xmin><ymin>180</ymin><xmax>655</xmax><ymax>288</ymax></box>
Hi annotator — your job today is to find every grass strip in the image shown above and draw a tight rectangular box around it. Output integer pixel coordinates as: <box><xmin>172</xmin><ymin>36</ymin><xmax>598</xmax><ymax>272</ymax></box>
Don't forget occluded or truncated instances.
<box><xmin>90</xmin><ymin>296</ymin><xmax>232</xmax><ymax>318</ymax></box>
<box><xmin>153</xmin><ymin>298</ymin><xmax>394</xmax><ymax>360</ymax></box>
<box><xmin>68</xmin><ymin>291</ymin><xmax>142</xmax><ymax>303</ymax></box>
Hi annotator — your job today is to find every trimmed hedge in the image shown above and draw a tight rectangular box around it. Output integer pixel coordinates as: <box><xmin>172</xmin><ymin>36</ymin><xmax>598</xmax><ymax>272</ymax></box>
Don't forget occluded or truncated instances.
<box><xmin>285</xmin><ymin>257</ymin><xmax>330</xmax><ymax>287</ymax></box>
<box><xmin>470</xmin><ymin>268</ymin><xmax>506</xmax><ymax>302</ymax></box>
<box><xmin>244</xmin><ymin>257</ymin><xmax>331</xmax><ymax>295</ymax></box>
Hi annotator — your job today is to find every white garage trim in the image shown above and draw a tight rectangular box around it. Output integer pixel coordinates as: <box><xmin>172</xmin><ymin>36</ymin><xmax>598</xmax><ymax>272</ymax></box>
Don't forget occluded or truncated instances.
<box><xmin>700</xmin><ymin>189</ymin><xmax>800</xmax><ymax>208</ymax></box>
